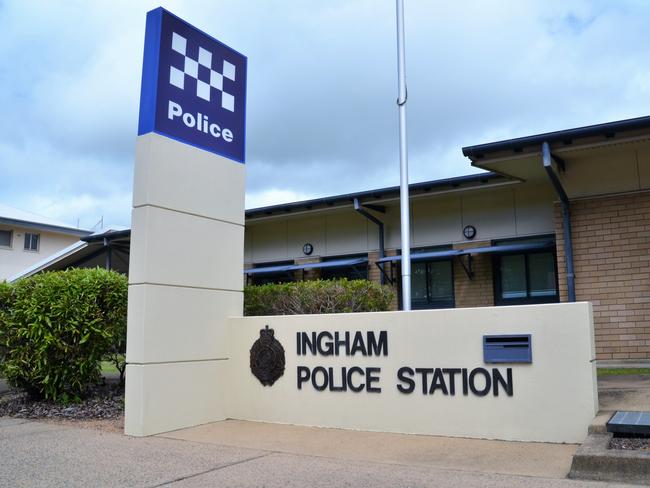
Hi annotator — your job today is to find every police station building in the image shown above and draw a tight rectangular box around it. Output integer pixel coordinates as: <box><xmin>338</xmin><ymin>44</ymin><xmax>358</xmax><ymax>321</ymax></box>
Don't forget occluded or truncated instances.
<box><xmin>15</xmin><ymin>115</ymin><xmax>650</xmax><ymax>368</ymax></box>
<box><xmin>244</xmin><ymin>116</ymin><xmax>650</xmax><ymax>365</ymax></box>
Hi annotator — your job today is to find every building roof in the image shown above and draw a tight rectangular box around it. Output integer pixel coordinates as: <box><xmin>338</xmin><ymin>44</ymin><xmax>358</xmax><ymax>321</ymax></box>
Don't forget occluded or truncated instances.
<box><xmin>81</xmin><ymin>227</ymin><xmax>131</xmax><ymax>243</ymax></box>
<box><xmin>7</xmin><ymin>174</ymin><xmax>512</xmax><ymax>279</ymax></box>
<box><xmin>7</xmin><ymin>226</ymin><xmax>130</xmax><ymax>282</ymax></box>
<box><xmin>245</xmin><ymin>172</ymin><xmax>506</xmax><ymax>218</ymax></box>
<box><xmin>0</xmin><ymin>203</ymin><xmax>91</xmax><ymax>236</ymax></box>
<box><xmin>461</xmin><ymin>115</ymin><xmax>650</xmax><ymax>161</ymax></box>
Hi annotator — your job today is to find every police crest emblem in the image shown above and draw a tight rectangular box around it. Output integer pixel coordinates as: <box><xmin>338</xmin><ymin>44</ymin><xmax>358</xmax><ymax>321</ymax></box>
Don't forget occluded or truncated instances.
<box><xmin>249</xmin><ymin>325</ymin><xmax>285</xmax><ymax>386</ymax></box>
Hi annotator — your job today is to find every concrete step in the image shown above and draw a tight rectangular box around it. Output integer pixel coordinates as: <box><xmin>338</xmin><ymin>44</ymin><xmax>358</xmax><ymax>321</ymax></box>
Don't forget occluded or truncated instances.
<box><xmin>569</xmin><ymin>433</ymin><xmax>650</xmax><ymax>485</ymax></box>
<box><xmin>588</xmin><ymin>411</ymin><xmax>612</xmax><ymax>435</ymax></box>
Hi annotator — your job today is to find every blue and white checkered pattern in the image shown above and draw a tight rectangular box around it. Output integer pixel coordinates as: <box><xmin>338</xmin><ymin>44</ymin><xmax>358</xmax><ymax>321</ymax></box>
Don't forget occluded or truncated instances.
<box><xmin>169</xmin><ymin>32</ymin><xmax>236</xmax><ymax>112</ymax></box>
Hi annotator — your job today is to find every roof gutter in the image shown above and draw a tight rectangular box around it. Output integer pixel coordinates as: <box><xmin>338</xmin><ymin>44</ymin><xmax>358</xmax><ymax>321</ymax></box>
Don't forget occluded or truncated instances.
<box><xmin>246</xmin><ymin>173</ymin><xmax>503</xmax><ymax>219</ymax></box>
<box><xmin>542</xmin><ymin>141</ymin><xmax>576</xmax><ymax>302</ymax></box>
<box><xmin>462</xmin><ymin>115</ymin><xmax>650</xmax><ymax>160</ymax></box>
<box><xmin>82</xmin><ymin>229</ymin><xmax>131</xmax><ymax>243</ymax></box>
<box><xmin>0</xmin><ymin>217</ymin><xmax>91</xmax><ymax>237</ymax></box>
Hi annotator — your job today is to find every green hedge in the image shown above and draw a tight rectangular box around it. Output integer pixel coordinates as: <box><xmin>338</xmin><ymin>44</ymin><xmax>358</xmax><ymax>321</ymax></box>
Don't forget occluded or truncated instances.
<box><xmin>244</xmin><ymin>279</ymin><xmax>394</xmax><ymax>316</ymax></box>
<box><xmin>0</xmin><ymin>281</ymin><xmax>11</xmax><ymax>361</ymax></box>
<box><xmin>0</xmin><ymin>268</ymin><xmax>127</xmax><ymax>403</ymax></box>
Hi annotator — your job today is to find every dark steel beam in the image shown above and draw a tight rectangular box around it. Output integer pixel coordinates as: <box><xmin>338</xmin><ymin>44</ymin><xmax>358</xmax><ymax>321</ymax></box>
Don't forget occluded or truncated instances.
<box><xmin>104</xmin><ymin>238</ymin><xmax>112</xmax><ymax>271</ymax></box>
<box><xmin>542</xmin><ymin>142</ymin><xmax>576</xmax><ymax>302</ymax></box>
<box><xmin>354</xmin><ymin>197</ymin><xmax>385</xmax><ymax>284</ymax></box>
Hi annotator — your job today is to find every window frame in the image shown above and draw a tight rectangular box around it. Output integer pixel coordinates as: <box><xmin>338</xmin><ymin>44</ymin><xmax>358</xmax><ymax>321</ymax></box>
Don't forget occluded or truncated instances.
<box><xmin>493</xmin><ymin>248</ymin><xmax>559</xmax><ymax>306</ymax></box>
<box><xmin>23</xmin><ymin>232</ymin><xmax>40</xmax><ymax>252</ymax></box>
<box><xmin>249</xmin><ymin>261</ymin><xmax>295</xmax><ymax>285</ymax></box>
<box><xmin>0</xmin><ymin>228</ymin><xmax>13</xmax><ymax>249</ymax></box>
<box><xmin>320</xmin><ymin>254</ymin><xmax>368</xmax><ymax>281</ymax></box>
<box><xmin>410</xmin><ymin>258</ymin><xmax>455</xmax><ymax>310</ymax></box>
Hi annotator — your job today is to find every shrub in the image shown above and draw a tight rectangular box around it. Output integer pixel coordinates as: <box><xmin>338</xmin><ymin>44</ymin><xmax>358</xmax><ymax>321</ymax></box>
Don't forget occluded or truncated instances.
<box><xmin>244</xmin><ymin>279</ymin><xmax>394</xmax><ymax>316</ymax></box>
<box><xmin>0</xmin><ymin>280</ymin><xmax>12</xmax><ymax>362</ymax></box>
<box><xmin>0</xmin><ymin>268</ymin><xmax>127</xmax><ymax>402</ymax></box>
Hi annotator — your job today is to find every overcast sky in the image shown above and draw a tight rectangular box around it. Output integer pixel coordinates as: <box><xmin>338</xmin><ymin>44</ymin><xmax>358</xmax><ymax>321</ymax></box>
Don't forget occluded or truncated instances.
<box><xmin>1</xmin><ymin>0</ymin><xmax>649</xmax><ymax>229</ymax></box>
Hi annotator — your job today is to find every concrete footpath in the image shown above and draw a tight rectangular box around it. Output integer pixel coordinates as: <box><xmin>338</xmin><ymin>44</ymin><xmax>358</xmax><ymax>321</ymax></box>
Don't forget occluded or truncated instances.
<box><xmin>1</xmin><ymin>374</ymin><xmax>648</xmax><ymax>486</ymax></box>
<box><xmin>0</xmin><ymin>417</ymin><xmax>642</xmax><ymax>488</ymax></box>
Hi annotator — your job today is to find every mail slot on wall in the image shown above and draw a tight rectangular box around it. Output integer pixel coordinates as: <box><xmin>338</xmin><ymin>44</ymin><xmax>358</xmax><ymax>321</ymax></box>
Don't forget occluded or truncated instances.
<box><xmin>483</xmin><ymin>335</ymin><xmax>532</xmax><ymax>363</ymax></box>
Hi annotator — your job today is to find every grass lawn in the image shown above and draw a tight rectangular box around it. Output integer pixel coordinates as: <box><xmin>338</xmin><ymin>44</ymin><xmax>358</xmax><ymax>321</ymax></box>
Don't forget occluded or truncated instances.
<box><xmin>101</xmin><ymin>361</ymin><xmax>118</xmax><ymax>374</ymax></box>
<box><xmin>101</xmin><ymin>355</ymin><xmax>124</xmax><ymax>375</ymax></box>
<box><xmin>597</xmin><ymin>368</ymin><xmax>650</xmax><ymax>376</ymax></box>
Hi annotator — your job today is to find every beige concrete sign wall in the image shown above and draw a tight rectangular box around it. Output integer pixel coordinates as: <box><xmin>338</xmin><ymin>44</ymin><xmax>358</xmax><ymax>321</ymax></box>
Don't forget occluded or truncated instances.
<box><xmin>227</xmin><ymin>303</ymin><xmax>597</xmax><ymax>443</ymax></box>
<box><xmin>125</xmin><ymin>133</ymin><xmax>245</xmax><ymax>436</ymax></box>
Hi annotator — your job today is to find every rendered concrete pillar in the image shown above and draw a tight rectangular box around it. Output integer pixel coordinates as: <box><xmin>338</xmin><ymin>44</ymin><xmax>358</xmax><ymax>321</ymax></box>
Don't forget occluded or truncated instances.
<box><xmin>125</xmin><ymin>133</ymin><xmax>244</xmax><ymax>436</ymax></box>
<box><xmin>125</xmin><ymin>7</ymin><xmax>247</xmax><ymax>436</ymax></box>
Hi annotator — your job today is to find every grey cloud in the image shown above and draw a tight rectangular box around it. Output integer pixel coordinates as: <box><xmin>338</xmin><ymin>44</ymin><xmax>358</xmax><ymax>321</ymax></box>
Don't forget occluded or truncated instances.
<box><xmin>1</xmin><ymin>0</ymin><xmax>649</xmax><ymax>226</ymax></box>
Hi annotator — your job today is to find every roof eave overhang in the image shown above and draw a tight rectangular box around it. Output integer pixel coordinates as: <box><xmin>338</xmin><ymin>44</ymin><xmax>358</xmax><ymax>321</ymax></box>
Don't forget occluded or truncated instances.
<box><xmin>245</xmin><ymin>172</ymin><xmax>511</xmax><ymax>221</ymax></box>
<box><xmin>462</xmin><ymin>115</ymin><xmax>650</xmax><ymax>163</ymax></box>
<box><xmin>0</xmin><ymin>217</ymin><xmax>91</xmax><ymax>237</ymax></box>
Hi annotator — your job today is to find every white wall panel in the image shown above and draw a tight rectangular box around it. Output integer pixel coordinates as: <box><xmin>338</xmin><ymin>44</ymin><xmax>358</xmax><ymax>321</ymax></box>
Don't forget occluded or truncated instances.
<box><xmin>412</xmin><ymin>196</ymin><xmax>462</xmax><ymax>247</ymax></box>
<box><xmin>514</xmin><ymin>184</ymin><xmax>555</xmax><ymax>236</ymax></box>
<box><xmin>325</xmin><ymin>212</ymin><xmax>368</xmax><ymax>256</ymax></box>
<box><xmin>288</xmin><ymin>216</ymin><xmax>326</xmax><ymax>258</ymax></box>
<box><xmin>461</xmin><ymin>190</ymin><xmax>517</xmax><ymax>241</ymax></box>
<box><xmin>227</xmin><ymin>303</ymin><xmax>597</xmax><ymax>443</ymax></box>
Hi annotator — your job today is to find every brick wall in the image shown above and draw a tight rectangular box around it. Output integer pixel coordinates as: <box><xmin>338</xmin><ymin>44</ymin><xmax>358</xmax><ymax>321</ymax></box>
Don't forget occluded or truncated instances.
<box><xmin>368</xmin><ymin>249</ymin><xmax>400</xmax><ymax>310</ymax></box>
<box><xmin>452</xmin><ymin>241</ymin><xmax>494</xmax><ymax>308</ymax></box>
<box><xmin>367</xmin><ymin>250</ymin><xmax>382</xmax><ymax>284</ymax></box>
<box><xmin>555</xmin><ymin>192</ymin><xmax>650</xmax><ymax>361</ymax></box>
<box><xmin>293</xmin><ymin>256</ymin><xmax>321</xmax><ymax>281</ymax></box>
<box><xmin>369</xmin><ymin>245</ymin><xmax>495</xmax><ymax>310</ymax></box>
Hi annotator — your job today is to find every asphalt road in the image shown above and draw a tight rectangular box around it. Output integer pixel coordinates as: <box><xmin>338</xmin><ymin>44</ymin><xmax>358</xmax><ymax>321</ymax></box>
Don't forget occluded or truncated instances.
<box><xmin>0</xmin><ymin>418</ymin><xmax>642</xmax><ymax>488</ymax></box>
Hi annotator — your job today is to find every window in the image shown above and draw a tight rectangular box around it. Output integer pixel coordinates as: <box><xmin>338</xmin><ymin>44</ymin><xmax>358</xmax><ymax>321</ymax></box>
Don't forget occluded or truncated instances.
<box><xmin>250</xmin><ymin>261</ymin><xmax>294</xmax><ymax>285</ymax></box>
<box><xmin>494</xmin><ymin>249</ymin><xmax>558</xmax><ymax>305</ymax></box>
<box><xmin>411</xmin><ymin>260</ymin><xmax>454</xmax><ymax>309</ymax></box>
<box><xmin>24</xmin><ymin>233</ymin><xmax>40</xmax><ymax>252</ymax></box>
<box><xmin>320</xmin><ymin>256</ymin><xmax>368</xmax><ymax>281</ymax></box>
<box><xmin>0</xmin><ymin>229</ymin><xmax>11</xmax><ymax>248</ymax></box>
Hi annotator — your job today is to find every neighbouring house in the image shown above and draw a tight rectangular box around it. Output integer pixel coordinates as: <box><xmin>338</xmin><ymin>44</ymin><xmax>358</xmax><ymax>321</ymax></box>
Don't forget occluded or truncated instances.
<box><xmin>11</xmin><ymin>115</ymin><xmax>650</xmax><ymax>364</ymax></box>
<box><xmin>0</xmin><ymin>204</ymin><xmax>91</xmax><ymax>281</ymax></box>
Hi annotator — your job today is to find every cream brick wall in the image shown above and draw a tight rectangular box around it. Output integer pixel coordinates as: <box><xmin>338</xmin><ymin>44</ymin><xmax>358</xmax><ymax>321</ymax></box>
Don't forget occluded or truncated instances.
<box><xmin>555</xmin><ymin>192</ymin><xmax>650</xmax><ymax>360</ymax></box>
<box><xmin>293</xmin><ymin>256</ymin><xmax>321</xmax><ymax>281</ymax></box>
<box><xmin>452</xmin><ymin>241</ymin><xmax>494</xmax><ymax>309</ymax></box>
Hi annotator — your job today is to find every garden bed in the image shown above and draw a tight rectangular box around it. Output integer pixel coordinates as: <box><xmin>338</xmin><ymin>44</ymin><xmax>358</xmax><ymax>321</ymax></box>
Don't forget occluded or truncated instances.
<box><xmin>0</xmin><ymin>381</ymin><xmax>123</xmax><ymax>421</ymax></box>
<box><xmin>609</xmin><ymin>436</ymin><xmax>650</xmax><ymax>451</ymax></box>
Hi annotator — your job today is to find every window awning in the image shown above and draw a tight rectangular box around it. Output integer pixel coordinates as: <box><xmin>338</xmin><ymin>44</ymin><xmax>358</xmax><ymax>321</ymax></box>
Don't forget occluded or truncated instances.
<box><xmin>244</xmin><ymin>257</ymin><xmax>368</xmax><ymax>274</ymax></box>
<box><xmin>376</xmin><ymin>249</ymin><xmax>460</xmax><ymax>264</ymax></box>
<box><xmin>458</xmin><ymin>240</ymin><xmax>555</xmax><ymax>256</ymax></box>
<box><xmin>294</xmin><ymin>257</ymin><xmax>368</xmax><ymax>271</ymax></box>
<box><xmin>246</xmin><ymin>242</ymin><xmax>554</xmax><ymax>274</ymax></box>
<box><xmin>244</xmin><ymin>263</ymin><xmax>295</xmax><ymax>275</ymax></box>
<box><xmin>376</xmin><ymin>241</ymin><xmax>555</xmax><ymax>265</ymax></box>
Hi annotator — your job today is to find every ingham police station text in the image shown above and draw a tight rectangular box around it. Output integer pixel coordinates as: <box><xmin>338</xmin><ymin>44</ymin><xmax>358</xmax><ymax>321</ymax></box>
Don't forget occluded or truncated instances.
<box><xmin>168</xmin><ymin>101</ymin><xmax>234</xmax><ymax>142</ymax></box>
<box><xmin>295</xmin><ymin>330</ymin><xmax>513</xmax><ymax>397</ymax></box>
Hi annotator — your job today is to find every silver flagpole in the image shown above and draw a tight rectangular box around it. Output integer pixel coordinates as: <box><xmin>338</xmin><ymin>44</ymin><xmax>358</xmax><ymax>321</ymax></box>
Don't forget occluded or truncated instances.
<box><xmin>396</xmin><ymin>0</ymin><xmax>411</xmax><ymax>310</ymax></box>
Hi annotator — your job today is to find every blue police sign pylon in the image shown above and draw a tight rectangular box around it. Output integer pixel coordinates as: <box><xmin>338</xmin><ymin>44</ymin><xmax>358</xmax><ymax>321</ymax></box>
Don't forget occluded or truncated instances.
<box><xmin>138</xmin><ymin>8</ymin><xmax>247</xmax><ymax>163</ymax></box>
